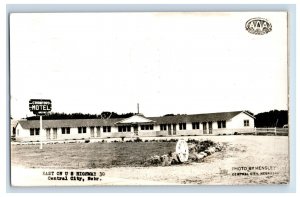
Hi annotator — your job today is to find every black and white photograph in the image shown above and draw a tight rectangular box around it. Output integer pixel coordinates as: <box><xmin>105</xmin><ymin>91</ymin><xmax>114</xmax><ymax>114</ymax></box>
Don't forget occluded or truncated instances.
<box><xmin>9</xmin><ymin>12</ymin><xmax>289</xmax><ymax>186</ymax></box>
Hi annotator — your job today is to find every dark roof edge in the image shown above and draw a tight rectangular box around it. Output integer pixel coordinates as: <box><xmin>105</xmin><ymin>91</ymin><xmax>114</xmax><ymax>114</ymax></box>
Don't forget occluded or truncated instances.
<box><xmin>241</xmin><ymin>111</ymin><xmax>256</xmax><ymax>119</ymax></box>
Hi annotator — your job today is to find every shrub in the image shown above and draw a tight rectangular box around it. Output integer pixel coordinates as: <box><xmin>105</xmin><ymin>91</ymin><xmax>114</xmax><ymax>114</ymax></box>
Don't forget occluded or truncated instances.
<box><xmin>168</xmin><ymin>139</ymin><xmax>177</xmax><ymax>142</ymax></box>
<box><xmin>134</xmin><ymin>137</ymin><xmax>143</xmax><ymax>142</ymax></box>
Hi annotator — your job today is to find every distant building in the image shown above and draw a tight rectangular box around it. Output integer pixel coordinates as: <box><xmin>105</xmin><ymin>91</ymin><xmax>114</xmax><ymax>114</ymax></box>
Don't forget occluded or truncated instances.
<box><xmin>14</xmin><ymin>111</ymin><xmax>255</xmax><ymax>142</ymax></box>
<box><xmin>10</xmin><ymin>119</ymin><xmax>19</xmax><ymax>140</ymax></box>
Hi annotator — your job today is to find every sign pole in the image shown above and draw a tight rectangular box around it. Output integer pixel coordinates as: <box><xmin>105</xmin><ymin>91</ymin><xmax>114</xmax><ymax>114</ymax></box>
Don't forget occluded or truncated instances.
<box><xmin>40</xmin><ymin>115</ymin><xmax>43</xmax><ymax>150</ymax></box>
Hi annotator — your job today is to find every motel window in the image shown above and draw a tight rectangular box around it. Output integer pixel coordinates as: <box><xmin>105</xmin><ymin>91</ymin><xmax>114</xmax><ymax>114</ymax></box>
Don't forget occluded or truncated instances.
<box><xmin>96</xmin><ymin>126</ymin><xmax>100</xmax><ymax>137</ymax></box>
<box><xmin>217</xmin><ymin>121</ymin><xmax>226</xmax><ymax>129</ymax></box>
<box><xmin>192</xmin><ymin>122</ymin><xmax>200</xmax><ymax>130</ymax></box>
<box><xmin>244</xmin><ymin>120</ymin><xmax>249</xmax><ymax>127</ymax></box>
<box><xmin>103</xmin><ymin>126</ymin><xmax>111</xmax><ymax>133</ymax></box>
<box><xmin>35</xmin><ymin>128</ymin><xmax>40</xmax><ymax>135</ymax></box>
<box><xmin>62</xmin><ymin>128</ymin><xmax>66</xmax><ymax>134</ymax></box>
<box><xmin>30</xmin><ymin>128</ymin><xmax>34</xmax><ymax>136</ymax></box>
<box><xmin>30</xmin><ymin>128</ymin><xmax>40</xmax><ymax>136</ymax></box>
<box><xmin>62</xmin><ymin>127</ymin><xmax>70</xmax><ymax>134</ymax></box>
<box><xmin>160</xmin><ymin>124</ymin><xmax>167</xmax><ymax>131</ymax></box>
<box><xmin>179</xmin><ymin>123</ymin><xmax>186</xmax><ymax>130</ymax></box>
<box><xmin>141</xmin><ymin>125</ymin><xmax>154</xmax><ymax>130</ymax></box>
<box><xmin>118</xmin><ymin>126</ymin><xmax>131</xmax><ymax>132</ymax></box>
<box><xmin>78</xmin><ymin>127</ymin><xmax>86</xmax><ymax>134</ymax></box>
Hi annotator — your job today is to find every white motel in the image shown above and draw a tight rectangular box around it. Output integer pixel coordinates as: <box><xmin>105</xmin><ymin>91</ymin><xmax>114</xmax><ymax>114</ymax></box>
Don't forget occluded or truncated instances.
<box><xmin>14</xmin><ymin>111</ymin><xmax>255</xmax><ymax>142</ymax></box>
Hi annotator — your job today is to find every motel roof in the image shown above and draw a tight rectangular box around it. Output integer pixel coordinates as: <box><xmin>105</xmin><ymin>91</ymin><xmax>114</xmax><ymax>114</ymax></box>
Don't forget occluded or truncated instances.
<box><xmin>17</xmin><ymin>111</ymin><xmax>253</xmax><ymax>129</ymax></box>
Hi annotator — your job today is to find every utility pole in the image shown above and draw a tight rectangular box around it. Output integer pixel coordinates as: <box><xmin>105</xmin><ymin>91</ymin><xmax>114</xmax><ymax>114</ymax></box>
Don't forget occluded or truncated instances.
<box><xmin>40</xmin><ymin>115</ymin><xmax>43</xmax><ymax>149</ymax></box>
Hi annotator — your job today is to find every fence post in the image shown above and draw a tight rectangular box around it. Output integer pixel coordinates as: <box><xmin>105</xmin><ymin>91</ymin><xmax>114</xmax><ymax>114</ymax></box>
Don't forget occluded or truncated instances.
<box><xmin>274</xmin><ymin>127</ymin><xmax>277</xmax><ymax>136</ymax></box>
<box><xmin>254</xmin><ymin>127</ymin><xmax>257</xmax><ymax>135</ymax></box>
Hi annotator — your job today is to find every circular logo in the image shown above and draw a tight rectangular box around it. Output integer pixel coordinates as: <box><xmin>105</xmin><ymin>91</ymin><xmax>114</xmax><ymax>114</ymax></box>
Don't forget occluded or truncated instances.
<box><xmin>245</xmin><ymin>17</ymin><xmax>272</xmax><ymax>35</ymax></box>
<box><xmin>176</xmin><ymin>139</ymin><xmax>189</xmax><ymax>162</ymax></box>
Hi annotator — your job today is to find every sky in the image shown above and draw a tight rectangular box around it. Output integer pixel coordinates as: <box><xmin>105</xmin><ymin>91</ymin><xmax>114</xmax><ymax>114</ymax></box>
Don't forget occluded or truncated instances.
<box><xmin>10</xmin><ymin>12</ymin><xmax>288</xmax><ymax>119</ymax></box>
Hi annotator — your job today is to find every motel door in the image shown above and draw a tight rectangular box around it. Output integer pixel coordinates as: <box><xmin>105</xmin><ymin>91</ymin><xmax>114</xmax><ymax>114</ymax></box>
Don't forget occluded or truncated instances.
<box><xmin>168</xmin><ymin>124</ymin><xmax>172</xmax><ymax>135</ymax></box>
<box><xmin>133</xmin><ymin>125</ymin><xmax>138</xmax><ymax>135</ymax></box>
<box><xmin>52</xmin><ymin>128</ymin><xmax>57</xmax><ymax>139</ymax></box>
<box><xmin>173</xmin><ymin>124</ymin><xmax>176</xmax><ymax>135</ymax></box>
<box><xmin>90</xmin><ymin>127</ymin><xmax>95</xmax><ymax>138</ymax></box>
<box><xmin>203</xmin><ymin>123</ymin><xmax>207</xmax><ymax>134</ymax></box>
<box><xmin>46</xmin><ymin>128</ymin><xmax>51</xmax><ymax>140</ymax></box>
<box><xmin>208</xmin><ymin>122</ymin><xmax>213</xmax><ymax>134</ymax></box>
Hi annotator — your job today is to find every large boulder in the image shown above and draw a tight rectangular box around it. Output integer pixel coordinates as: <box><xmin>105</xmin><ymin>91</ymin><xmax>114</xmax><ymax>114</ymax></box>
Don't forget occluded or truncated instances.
<box><xmin>189</xmin><ymin>153</ymin><xmax>199</xmax><ymax>161</ymax></box>
<box><xmin>199</xmin><ymin>151</ymin><xmax>207</xmax><ymax>157</ymax></box>
<box><xmin>147</xmin><ymin>155</ymin><xmax>161</xmax><ymax>165</ymax></box>
<box><xmin>189</xmin><ymin>152</ymin><xmax>205</xmax><ymax>161</ymax></box>
<box><xmin>161</xmin><ymin>154</ymin><xmax>172</xmax><ymax>166</ymax></box>
<box><xmin>208</xmin><ymin>147</ymin><xmax>216</xmax><ymax>154</ymax></box>
<box><xmin>170</xmin><ymin>152</ymin><xmax>180</xmax><ymax>164</ymax></box>
<box><xmin>215</xmin><ymin>143</ymin><xmax>224</xmax><ymax>151</ymax></box>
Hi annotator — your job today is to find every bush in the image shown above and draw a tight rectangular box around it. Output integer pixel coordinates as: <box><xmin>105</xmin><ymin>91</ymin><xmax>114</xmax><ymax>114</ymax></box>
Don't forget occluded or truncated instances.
<box><xmin>134</xmin><ymin>137</ymin><xmax>143</xmax><ymax>142</ymax></box>
<box><xmin>187</xmin><ymin>139</ymin><xmax>198</xmax><ymax>144</ymax></box>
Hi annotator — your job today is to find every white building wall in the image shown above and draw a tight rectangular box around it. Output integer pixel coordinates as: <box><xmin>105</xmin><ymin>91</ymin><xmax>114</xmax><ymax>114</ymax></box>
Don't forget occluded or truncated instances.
<box><xmin>226</xmin><ymin>112</ymin><xmax>254</xmax><ymax>129</ymax></box>
<box><xmin>212</xmin><ymin>122</ymin><xmax>218</xmax><ymax>130</ymax></box>
<box><xmin>186</xmin><ymin>123</ymin><xmax>192</xmax><ymax>130</ymax></box>
<box><xmin>15</xmin><ymin>124</ymin><xmax>47</xmax><ymax>142</ymax></box>
<box><xmin>214</xmin><ymin>112</ymin><xmax>255</xmax><ymax>135</ymax></box>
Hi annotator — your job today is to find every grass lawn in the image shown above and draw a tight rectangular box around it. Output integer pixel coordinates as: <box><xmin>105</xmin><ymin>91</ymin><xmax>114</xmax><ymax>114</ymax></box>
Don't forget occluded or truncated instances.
<box><xmin>11</xmin><ymin>136</ymin><xmax>289</xmax><ymax>185</ymax></box>
<box><xmin>11</xmin><ymin>142</ymin><xmax>177</xmax><ymax>169</ymax></box>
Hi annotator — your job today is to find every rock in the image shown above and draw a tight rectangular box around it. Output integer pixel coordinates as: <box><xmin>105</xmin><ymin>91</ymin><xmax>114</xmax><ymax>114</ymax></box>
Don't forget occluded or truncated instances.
<box><xmin>148</xmin><ymin>155</ymin><xmax>161</xmax><ymax>165</ymax></box>
<box><xmin>170</xmin><ymin>152</ymin><xmax>180</xmax><ymax>164</ymax></box>
<box><xmin>208</xmin><ymin>147</ymin><xmax>216</xmax><ymax>154</ymax></box>
<box><xmin>215</xmin><ymin>143</ymin><xmax>223</xmax><ymax>151</ymax></box>
<box><xmin>189</xmin><ymin>146</ymin><xmax>197</xmax><ymax>154</ymax></box>
<box><xmin>204</xmin><ymin>149</ymin><xmax>212</xmax><ymax>155</ymax></box>
<box><xmin>161</xmin><ymin>155</ymin><xmax>171</xmax><ymax>166</ymax></box>
<box><xmin>199</xmin><ymin>152</ymin><xmax>207</xmax><ymax>157</ymax></box>
<box><xmin>189</xmin><ymin>152</ymin><xmax>205</xmax><ymax>161</ymax></box>
<box><xmin>196</xmin><ymin>154</ymin><xmax>205</xmax><ymax>160</ymax></box>
<box><xmin>189</xmin><ymin>153</ymin><xmax>199</xmax><ymax>161</ymax></box>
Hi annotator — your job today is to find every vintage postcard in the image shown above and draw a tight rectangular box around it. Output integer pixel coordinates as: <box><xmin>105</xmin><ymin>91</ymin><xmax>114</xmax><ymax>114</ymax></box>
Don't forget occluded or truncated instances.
<box><xmin>10</xmin><ymin>12</ymin><xmax>289</xmax><ymax>186</ymax></box>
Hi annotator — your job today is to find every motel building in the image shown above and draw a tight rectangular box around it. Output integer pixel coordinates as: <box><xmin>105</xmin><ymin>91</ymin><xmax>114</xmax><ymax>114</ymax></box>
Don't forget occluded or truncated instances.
<box><xmin>14</xmin><ymin>111</ymin><xmax>255</xmax><ymax>142</ymax></box>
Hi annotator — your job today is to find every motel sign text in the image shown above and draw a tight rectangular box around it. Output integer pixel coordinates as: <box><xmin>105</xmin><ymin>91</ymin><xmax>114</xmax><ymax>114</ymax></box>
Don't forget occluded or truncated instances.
<box><xmin>29</xmin><ymin>99</ymin><xmax>52</xmax><ymax>115</ymax></box>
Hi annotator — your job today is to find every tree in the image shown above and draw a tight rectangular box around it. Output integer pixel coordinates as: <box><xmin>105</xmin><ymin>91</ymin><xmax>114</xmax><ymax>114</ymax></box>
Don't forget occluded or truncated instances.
<box><xmin>254</xmin><ymin>110</ymin><xmax>288</xmax><ymax>128</ymax></box>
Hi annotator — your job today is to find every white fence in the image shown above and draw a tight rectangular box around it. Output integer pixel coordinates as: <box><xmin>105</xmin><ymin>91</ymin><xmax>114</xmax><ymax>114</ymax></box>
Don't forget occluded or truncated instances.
<box><xmin>254</xmin><ymin>127</ymin><xmax>289</xmax><ymax>136</ymax></box>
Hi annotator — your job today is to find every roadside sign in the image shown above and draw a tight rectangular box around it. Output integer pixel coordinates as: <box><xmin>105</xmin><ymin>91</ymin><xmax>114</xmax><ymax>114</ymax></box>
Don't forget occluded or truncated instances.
<box><xmin>29</xmin><ymin>99</ymin><xmax>52</xmax><ymax>115</ymax></box>
<box><xmin>29</xmin><ymin>99</ymin><xmax>52</xmax><ymax>150</ymax></box>
<box><xmin>176</xmin><ymin>139</ymin><xmax>189</xmax><ymax>162</ymax></box>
